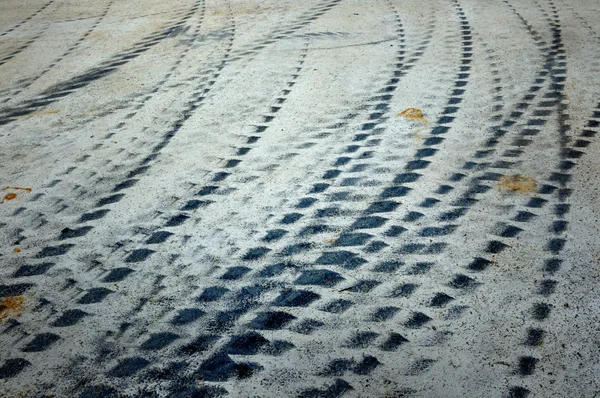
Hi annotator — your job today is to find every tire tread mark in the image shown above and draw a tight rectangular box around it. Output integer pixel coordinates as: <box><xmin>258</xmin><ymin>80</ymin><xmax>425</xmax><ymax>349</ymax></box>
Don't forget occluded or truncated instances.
<box><xmin>0</xmin><ymin>0</ymin><xmax>55</xmax><ymax>38</ymax></box>
<box><xmin>147</xmin><ymin>4</ymin><xmax>447</xmax><ymax>394</ymax></box>
<box><xmin>0</xmin><ymin>3</ymin><xmax>199</xmax><ymax>123</ymax></box>
<box><xmin>1</xmin><ymin>0</ymin><xmax>118</xmax><ymax>103</ymax></box>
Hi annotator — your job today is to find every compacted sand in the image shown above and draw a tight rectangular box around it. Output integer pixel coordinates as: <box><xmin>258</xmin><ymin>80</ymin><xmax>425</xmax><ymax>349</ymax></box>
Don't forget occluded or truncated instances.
<box><xmin>0</xmin><ymin>0</ymin><xmax>599</xmax><ymax>396</ymax></box>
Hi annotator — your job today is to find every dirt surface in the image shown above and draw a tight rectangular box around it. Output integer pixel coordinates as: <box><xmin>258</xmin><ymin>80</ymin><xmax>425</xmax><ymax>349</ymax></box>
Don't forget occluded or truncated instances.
<box><xmin>0</xmin><ymin>0</ymin><xmax>599</xmax><ymax>396</ymax></box>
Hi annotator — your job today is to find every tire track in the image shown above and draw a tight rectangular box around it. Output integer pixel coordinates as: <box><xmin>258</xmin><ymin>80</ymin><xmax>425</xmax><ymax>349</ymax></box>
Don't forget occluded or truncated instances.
<box><xmin>323</xmin><ymin>0</ymin><xmax>559</xmax><ymax>317</ymax></box>
<box><xmin>1</xmin><ymin>0</ymin><xmax>118</xmax><ymax>104</ymax></box>
<box><xmin>310</xmin><ymin>2</ymin><xmax>569</xmax><ymax>393</ymax></box>
<box><xmin>19</xmin><ymin>2</ymin><xmax>356</xmax><ymax>392</ymax></box>
<box><xmin>0</xmin><ymin>0</ymin><xmax>341</xmax><ymax>125</ymax></box>
<box><xmin>47</xmin><ymin>1</ymin><xmax>442</xmax><ymax>395</ymax></box>
<box><xmin>76</xmin><ymin>3</ymin><xmax>450</xmax><ymax>396</ymax></box>
<box><xmin>0</xmin><ymin>0</ymin><xmax>344</xmax><ymax>275</ymax></box>
<box><xmin>0</xmin><ymin>0</ymin><xmax>209</xmax><ymax>252</ymax></box>
<box><xmin>0</xmin><ymin>0</ymin><xmax>344</xmax><ymax>283</ymax></box>
<box><xmin>0</xmin><ymin>1</ymin><xmax>355</xmax><ymax>394</ymax></box>
<box><xmin>1</xmin><ymin>0</ymin><xmax>596</xmax><ymax>396</ymax></box>
<box><xmin>343</xmin><ymin>0</ymin><xmax>584</xmax><ymax>395</ymax></box>
<box><xmin>199</xmin><ymin>1</ymin><xmax>561</xmax><ymax>395</ymax></box>
<box><xmin>336</xmin><ymin>0</ymin><xmax>555</xmax><ymax>269</ymax></box>
<box><xmin>224</xmin><ymin>5</ymin><xmax>439</xmax><ymax>266</ymax></box>
<box><xmin>555</xmin><ymin>0</ymin><xmax>600</xmax><ymax>41</ymax></box>
<box><xmin>0</xmin><ymin>3</ymin><xmax>201</xmax><ymax>125</ymax></box>
<box><xmin>0</xmin><ymin>0</ymin><xmax>55</xmax><ymax>38</ymax></box>
<box><xmin>0</xmin><ymin>0</ymin><xmax>343</xmax><ymax>242</ymax></box>
<box><xmin>277</xmin><ymin>3</ymin><xmax>478</xmax><ymax>395</ymax></box>
<box><xmin>375</xmin><ymin>0</ymin><xmax>558</xmax><ymax>242</ymax></box>
<box><xmin>0</xmin><ymin>0</ymin><xmax>215</xmax><ymax>389</ymax></box>
<box><xmin>500</xmin><ymin>1</ymin><xmax>585</xmax><ymax>395</ymax></box>
<box><xmin>0</xmin><ymin>0</ymin><xmax>96</xmax><ymax>69</ymax></box>
<box><xmin>92</xmin><ymin>39</ymin><xmax>314</xmax><ymax>397</ymax></box>
<box><xmin>103</xmin><ymin>0</ymin><xmax>401</xmax><ymax>277</ymax></box>
<box><xmin>0</xmin><ymin>26</ymin><xmax>50</xmax><ymax>68</ymax></box>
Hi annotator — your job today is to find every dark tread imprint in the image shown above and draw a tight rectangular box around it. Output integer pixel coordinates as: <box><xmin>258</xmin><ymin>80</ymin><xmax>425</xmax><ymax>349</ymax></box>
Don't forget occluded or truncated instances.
<box><xmin>0</xmin><ymin>3</ymin><xmax>203</xmax><ymax>122</ymax></box>
<box><xmin>126</xmin><ymin>3</ymin><xmax>461</xmax><ymax>394</ymax></box>
<box><xmin>504</xmin><ymin>2</ymin><xmax>594</xmax><ymax>393</ymax></box>
<box><xmin>23</xmin><ymin>3</ymin><xmax>361</xmax><ymax>394</ymax></box>
<box><xmin>0</xmin><ymin>0</ymin><xmax>55</xmax><ymax>38</ymax></box>
<box><xmin>0</xmin><ymin>358</ymin><xmax>31</xmax><ymax>379</ymax></box>
<box><xmin>3</xmin><ymin>0</ymin><xmax>595</xmax><ymax>396</ymax></box>
<box><xmin>138</xmin><ymin>3</ymin><xmax>453</xmax><ymax>394</ymax></box>
<box><xmin>0</xmin><ymin>0</ymin><xmax>118</xmax><ymax>103</ymax></box>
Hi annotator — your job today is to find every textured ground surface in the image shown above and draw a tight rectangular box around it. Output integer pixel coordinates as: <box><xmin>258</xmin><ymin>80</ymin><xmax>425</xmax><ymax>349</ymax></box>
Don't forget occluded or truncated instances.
<box><xmin>1</xmin><ymin>0</ymin><xmax>599</xmax><ymax>396</ymax></box>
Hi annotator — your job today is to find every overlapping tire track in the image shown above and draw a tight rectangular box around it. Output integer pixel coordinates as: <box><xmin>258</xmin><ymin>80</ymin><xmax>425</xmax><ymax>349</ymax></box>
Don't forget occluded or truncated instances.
<box><xmin>491</xmin><ymin>1</ymin><xmax>600</xmax><ymax>396</ymax></box>
<box><xmin>0</xmin><ymin>0</ymin><xmax>209</xmax><ymax>259</ymax></box>
<box><xmin>0</xmin><ymin>1</ymin><xmax>204</xmax><ymax>125</ymax></box>
<box><xmin>501</xmin><ymin>1</ymin><xmax>572</xmax><ymax>394</ymax></box>
<box><xmin>45</xmin><ymin>1</ymin><xmax>446</xmax><ymax>396</ymax></box>
<box><xmin>0</xmin><ymin>0</ymin><xmax>343</xmax><ymax>244</ymax></box>
<box><xmin>366</xmin><ymin>1</ymin><xmax>598</xmax><ymax>395</ymax></box>
<box><xmin>0</xmin><ymin>0</ymin><xmax>598</xmax><ymax>396</ymax></box>
<box><xmin>0</xmin><ymin>0</ymin><xmax>118</xmax><ymax>104</ymax></box>
<box><xmin>354</xmin><ymin>1</ymin><xmax>577</xmax><ymax>394</ymax></box>
<box><xmin>178</xmin><ymin>0</ymin><xmax>588</xmax><ymax>395</ymax></box>
<box><xmin>84</xmin><ymin>38</ymin><xmax>316</xmax><ymax>398</ymax></box>
<box><xmin>0</xmin><ymin>0</ymin><xmax>359</xmax><ymax>394</ymax></box>
<box><xmin>0</xmin><ymin>0</ymin><xmax>340</xmax><ymax>125</ymax></box>
<box><xmin>225</xmin><ymin>2</ymin><xmax>473</xmax><ymax>394</ymax></box>
<box><xmin>68</xmin><ymin>3</ymin><xmax>457</xmax><ymax>396</ymax></box>
<box><xmin>0</xmin><ymin>0</ymin><xmax>55</xmax><ymax>38</ymax></box>
<box><xmin>0</xmin><ymin>0</ymin><xmax>215</xmax><ymax>388</ymax></box>
<box><xmin>0</xmin><ymin>0</ymin><xmax>345</xmax><ymax>283</ymax></box>
<box><xmin>0</xmin><ymin>0</ymin><xmax>75</xmax><ymax>68</ymax></box>
<box><xmin>0</xmin><ymin>26</ymin><xmax>49</xmax><ymax>68</ymax></box>
<box><xmin>0</xmin><ymin>0</ymin><xmax>228</xmax><ymax>388</ymax></box>
<box><xmin>397</xmin><ymin>1</ymin><xmax>577</xmax><ymax>394</ymax></box>
<box><xmin>0</xmin><ymin>0</ymin><xmax>342</xmax><ymax>264</ymax></box>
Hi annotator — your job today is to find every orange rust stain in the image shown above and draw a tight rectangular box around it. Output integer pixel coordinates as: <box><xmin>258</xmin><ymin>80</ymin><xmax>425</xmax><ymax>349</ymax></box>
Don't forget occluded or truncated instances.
<box><xmin>3</xmin><ymin>186</ymin><xmax>32</xmax><ymax>192</ymax></box>
<box><xmin>498</xmin><ymin>175</ymin><xmax>537</xmax><ymax>194</ymax></box>
<box><xmin>398</xmin><ymin>107</ymin><xmax>428</xmax><ymax>123</ymax></box>
<box><xmin>13</xmin><ymin>109</ymin><xmax>60</xmax><ymax>118</ymax></box>
<box><xmin>14</xmin><ymin>248</ymin><xmax>21</xmax><ymax>253</ymax></box>
<box><xmin>2</xmin><ymin>187</ymin><xmax>31</xmax><ymax>203</ymax></box>
<box><xmin>0</xmin><ymin>296</ymin><xmax>26</xmax><ymax>322</ymax></box>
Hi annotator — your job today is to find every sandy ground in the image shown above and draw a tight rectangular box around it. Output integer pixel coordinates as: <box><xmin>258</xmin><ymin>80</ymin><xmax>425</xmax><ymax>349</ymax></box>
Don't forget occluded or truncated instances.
<box><xmin>0</xmin><ymin>0</ymin><xmax>599</xmax><ymax>396</ymax></box>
